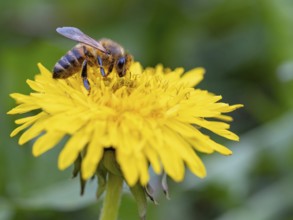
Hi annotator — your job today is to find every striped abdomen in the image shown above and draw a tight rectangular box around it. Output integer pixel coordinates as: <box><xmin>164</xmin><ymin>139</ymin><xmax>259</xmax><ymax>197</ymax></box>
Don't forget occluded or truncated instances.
<box><xmin>53</xmin><ymin>44</ymin><xmax>97</xmax><ymax>79</ymax></box>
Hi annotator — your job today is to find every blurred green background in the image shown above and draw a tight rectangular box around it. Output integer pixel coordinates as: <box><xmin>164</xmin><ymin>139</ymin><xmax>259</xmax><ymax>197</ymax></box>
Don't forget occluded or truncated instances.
<box><xmin>1</xmin><ymin>0</ymin><xmax>293</xmax><ymax>219</ymax></box>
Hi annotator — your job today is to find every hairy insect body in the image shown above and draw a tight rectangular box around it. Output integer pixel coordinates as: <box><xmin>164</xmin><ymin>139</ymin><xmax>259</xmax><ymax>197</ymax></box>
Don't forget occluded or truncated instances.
<box><xmin>54</xmin><ymin>31</ymin><xmax>132</xmax><ymax>76</ymax></box>
<box><xmin>52</xmin><ymin>27</ymin><xmax>133</xmax><ymax>90</ymax></box>
<box><xmin>53</xmin><ymin>43</ymin><xmax>103</xmax><ymax>79</ymax></box>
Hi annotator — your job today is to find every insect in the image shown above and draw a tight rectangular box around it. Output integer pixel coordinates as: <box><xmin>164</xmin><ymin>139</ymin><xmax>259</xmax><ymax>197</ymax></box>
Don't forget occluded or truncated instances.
<box><xmin>53</xmin><ymin>26</ymin><xmax>133</xmax><ymax>90</ymax></box>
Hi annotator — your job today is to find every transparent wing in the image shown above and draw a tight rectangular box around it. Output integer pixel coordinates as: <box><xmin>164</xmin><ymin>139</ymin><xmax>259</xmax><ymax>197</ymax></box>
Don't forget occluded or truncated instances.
<box><xmin>56</xmin><ymin>27</ymin><xmax>107</xmax><ymax>53</ymax></box>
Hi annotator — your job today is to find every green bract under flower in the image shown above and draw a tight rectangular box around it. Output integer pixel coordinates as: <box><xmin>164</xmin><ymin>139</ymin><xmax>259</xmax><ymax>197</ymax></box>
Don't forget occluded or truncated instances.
<box><xmin>8</xmin><ymin>62</ymin><xmax>243</xmax><ymax>186</ymax></box>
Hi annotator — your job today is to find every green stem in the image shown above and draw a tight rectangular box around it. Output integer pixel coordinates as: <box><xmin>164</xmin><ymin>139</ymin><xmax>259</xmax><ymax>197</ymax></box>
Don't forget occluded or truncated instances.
<box><xmin>99</xmin><ymin>173</ymin><xmax>123</xmax><ymax>220</ymax></box>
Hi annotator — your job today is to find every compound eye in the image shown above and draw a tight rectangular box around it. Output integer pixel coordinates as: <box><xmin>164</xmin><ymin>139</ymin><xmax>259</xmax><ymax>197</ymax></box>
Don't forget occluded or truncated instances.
<box><xmin>117</xmin><ymin>57</ymin><xmax>125</xmax><ymax>69</ymax></box>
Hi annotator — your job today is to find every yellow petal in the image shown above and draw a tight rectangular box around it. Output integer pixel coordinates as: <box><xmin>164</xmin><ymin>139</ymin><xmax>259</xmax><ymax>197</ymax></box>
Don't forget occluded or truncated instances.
<box><xmin>155</xmin><ymin>130</ymin><xmax>185</xmax><ymax>182</ymax></box>
<box><xmin>9</xmin><ymin>93</ymin><xmax>31</xmax><ymax>104</ymax></box>
<box><xmin>163</xmin><ymin>127</ymin><xmax>206</xmax><ymax>178</ymax></box>
<box><xmin>38</xmin><ymin>63</ymin><xmax>52</xmax><ymax>77</ymax></box>
<box><xmin>15</xmin><ymin>112</ymin><xmax>46</xmax><ymax>125</ymax></box>
<box><xmin>136</xmin><ymin>153</ymin><xmax>149</xmax><ymax>185</ymax></box>
<box><xmin>179</xmin><ymin>67</ymin><xmax>205</xmax><ymax>87</ymax></box>
<box><xmin>214</xmin><ymin>114</ymin><xmax>233</xmax><ymax>122</ymax></box>
<box><xmin>18</xmin><ymin>116</ymin><xmax>49</xmax><ymax>145</ymax></box>
<box><xmin>117</xmin><ymin>152</ymin><xmax>139</xmax><ymax>186</ymax></box>
<box><xmin>165</xmin><ymin>119</ymin><xmax>198</xmax><ymax>137</ymax></box>
<box><xmin>8</xmin><ymin>104</ymin><xmax>39</xmax><ymax>114</ymax></box>
<box><xmin>58</xmin><ymin>127</ymin><xmax>90</xmax><ymax>170</ymax></box>
<box><xmin>143</xmin><ymin>146</ymin><xmax>161</xmax><ymax>174</ymax></box>
<box><xmin>209</xmin><ymin>140</ymin><xmax>233</xmax><ymax>155</ymax></box>
<box><xmin>186</xmin><ymin>151</ymin><xmax>206</xmax><ymax>178</ymax></box>
<box><xmin>81</xmin><ymin>130</ymin><xmax>104</xmax><ymax>179</ymax></box>
<box><xmin>191</xmin><ymin>118</ymin><xmax>240</xmax><ymax>141</ymax></box>
<box><xmin>26</xmin><ymin>79</ymin><xmax>43</xmax><ymax>92</ymax></box>
<box><xmin>33</xmin><ymin>131</ymin><xmax>65</xmax><ymax>156</ymax></box>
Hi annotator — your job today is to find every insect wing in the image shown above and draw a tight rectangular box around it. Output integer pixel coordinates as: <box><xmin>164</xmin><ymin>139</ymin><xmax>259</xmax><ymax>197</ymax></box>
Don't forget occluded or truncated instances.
<box><xmin>56</xmin><ymin>27</ymin><xmax>107</xmax><ymax>53</ymax></box>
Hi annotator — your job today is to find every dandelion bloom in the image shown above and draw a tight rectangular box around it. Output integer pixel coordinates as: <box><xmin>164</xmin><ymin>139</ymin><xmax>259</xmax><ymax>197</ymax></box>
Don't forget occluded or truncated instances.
<box><xmin>8</xmin><ymin>62</ymin><xmax>242</xmax><ymax>189</ymax></box>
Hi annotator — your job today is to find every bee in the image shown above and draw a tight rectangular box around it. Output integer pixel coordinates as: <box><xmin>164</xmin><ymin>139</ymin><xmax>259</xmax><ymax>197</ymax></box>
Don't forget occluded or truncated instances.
<box><xmin>53</xmin><ymin>26</ymin><xmax>133</xmax><ymax>90</ymax></box>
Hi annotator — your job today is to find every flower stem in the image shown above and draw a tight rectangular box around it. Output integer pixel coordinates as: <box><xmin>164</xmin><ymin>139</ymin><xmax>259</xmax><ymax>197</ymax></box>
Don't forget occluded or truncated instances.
<box><xmin>99</xmin><ymin>173</ymin><xmax>123</xmax><ymax>220</ymax></box>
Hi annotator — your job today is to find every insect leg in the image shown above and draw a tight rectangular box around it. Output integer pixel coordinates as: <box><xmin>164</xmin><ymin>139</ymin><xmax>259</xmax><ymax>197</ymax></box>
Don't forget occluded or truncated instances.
<box><xmin>107</xmin><ymin>62</ymin><xmax>114</xmax><ymax>76</ymax></box>
<box><xmin>97</xmin><ymin>56</ymin><xmax>106</xmax><ymax>77</ymax></box>
<box><xmin>107</xmin><ymin>56</ymin><xmax>115</xmax><ymax>76</ymax></box>
<box><xmin>81</xmin><ymin>60</ymin><xmax>91</xmax><ymax>91</ymax></box>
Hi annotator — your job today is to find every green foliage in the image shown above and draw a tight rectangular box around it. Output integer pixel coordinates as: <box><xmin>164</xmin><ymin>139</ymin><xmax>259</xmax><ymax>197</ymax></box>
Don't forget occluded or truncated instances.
<box><xmin>1</xmin><ymin>0</ymin><xmax>293</xmax><ymax>219</ymax></box>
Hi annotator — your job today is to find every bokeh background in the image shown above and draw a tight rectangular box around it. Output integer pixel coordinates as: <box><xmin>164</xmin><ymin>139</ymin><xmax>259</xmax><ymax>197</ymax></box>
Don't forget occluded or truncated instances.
<box><xmin>1</xmin><ymin>0</ymin><xmax>293</xmax><ymax>219</ymax></box>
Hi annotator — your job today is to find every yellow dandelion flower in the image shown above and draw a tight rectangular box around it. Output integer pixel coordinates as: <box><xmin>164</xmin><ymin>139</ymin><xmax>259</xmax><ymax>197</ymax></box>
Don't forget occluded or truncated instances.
<box><xmin>8</xmin><ymin>62</ymin><xmax>242</xmax><ymax>219</ymax></box>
